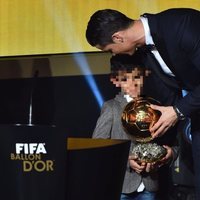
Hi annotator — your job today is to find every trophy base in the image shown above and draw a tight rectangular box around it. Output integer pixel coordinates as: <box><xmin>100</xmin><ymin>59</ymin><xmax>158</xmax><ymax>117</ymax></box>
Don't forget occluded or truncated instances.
<box><xmin>131</xmin><ymin>142</ymin><xmax>167</xmax><ymax>163</ymax></box>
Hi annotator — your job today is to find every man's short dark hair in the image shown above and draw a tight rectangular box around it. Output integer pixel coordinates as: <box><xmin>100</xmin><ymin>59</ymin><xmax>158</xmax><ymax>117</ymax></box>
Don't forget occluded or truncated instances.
<box><xmin>86</xmin><ymin>9</ymin><xmax>133</xmax><ymax>47</ymax></box>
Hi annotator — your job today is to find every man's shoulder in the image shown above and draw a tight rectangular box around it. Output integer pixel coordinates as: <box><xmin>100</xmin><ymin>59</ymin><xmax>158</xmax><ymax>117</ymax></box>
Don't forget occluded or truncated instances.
<box><xmin>143</xmin><ymin>8</ymin><xmax>200</xmax><ymax>18</ymax></box>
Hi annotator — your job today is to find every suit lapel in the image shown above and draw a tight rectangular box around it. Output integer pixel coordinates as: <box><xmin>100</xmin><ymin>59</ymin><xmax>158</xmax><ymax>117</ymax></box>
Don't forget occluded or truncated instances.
<box><xmin>143</xmin><ymin>13</ymin><xmax>176</xmax><ymax>74</ymax></box>
<box><xmin>115</xmin><ymin>92</ymin><xmax>129</xmax><ymax>108</ymax></box>
<box><xmin>151</xmin><ymin>34</ymin><xmax>176</xmax><ymax>72</ymax></box>
<box><xmin>145</xmin><ymin>14</ymin><xmax>183</xmax><ymax>83</ymax></box>
<box><xmin>143</xmin><ymin>51</ymin><xmax>181</xmax><ymax>90</ymax></box>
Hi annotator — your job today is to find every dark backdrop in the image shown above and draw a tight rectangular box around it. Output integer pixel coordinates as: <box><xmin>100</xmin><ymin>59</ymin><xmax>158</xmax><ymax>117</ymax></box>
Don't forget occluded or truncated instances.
<box><xmin>0</xmin><ymin>75</ymin><xmax>118</xmax><ymax>138</ymax></box>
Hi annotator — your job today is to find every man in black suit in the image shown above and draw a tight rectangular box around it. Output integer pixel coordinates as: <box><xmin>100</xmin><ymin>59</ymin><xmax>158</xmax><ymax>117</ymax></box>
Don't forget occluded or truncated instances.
<box><xmin>86</xmin><ymin>8</ymin><xmax>200</xmax><ymax>199</ymax></box>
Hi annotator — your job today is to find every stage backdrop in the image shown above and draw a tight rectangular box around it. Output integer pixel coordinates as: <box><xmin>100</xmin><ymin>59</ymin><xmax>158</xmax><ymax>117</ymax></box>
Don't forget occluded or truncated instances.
<box><xmin>0</xmin><ymin>0</ymin><xmax>200</xmax><ymax>57</ymax></box>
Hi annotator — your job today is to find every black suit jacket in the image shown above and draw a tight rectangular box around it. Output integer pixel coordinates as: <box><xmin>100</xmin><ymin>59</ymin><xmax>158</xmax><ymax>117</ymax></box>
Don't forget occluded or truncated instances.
<box><xmin>143</xmin><ymin>8</ymin><xmax>200</xmax><ymax>131</ymax></box>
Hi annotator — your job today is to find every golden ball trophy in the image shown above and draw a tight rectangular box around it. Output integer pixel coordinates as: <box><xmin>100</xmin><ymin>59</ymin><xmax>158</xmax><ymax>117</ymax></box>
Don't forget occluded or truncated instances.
<box><xmin>121</xmin><ymin>97</ymin><xmax>167</xmax><ymax>163</ymax></box>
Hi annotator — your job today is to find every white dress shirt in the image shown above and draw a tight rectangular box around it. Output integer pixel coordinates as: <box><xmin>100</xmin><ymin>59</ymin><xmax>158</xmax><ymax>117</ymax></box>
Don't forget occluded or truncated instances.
<box><xmin>140</xmin><ymin>17</ymin><xmax>175</xmax><ymax>77</ymax></box>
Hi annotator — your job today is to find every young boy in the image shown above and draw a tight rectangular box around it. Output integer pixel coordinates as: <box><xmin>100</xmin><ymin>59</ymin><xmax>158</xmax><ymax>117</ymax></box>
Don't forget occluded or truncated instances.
<box><xmin>92</xmin><ymin>53</ymin><xmax>179</xmax><ymax>200</ymax></box>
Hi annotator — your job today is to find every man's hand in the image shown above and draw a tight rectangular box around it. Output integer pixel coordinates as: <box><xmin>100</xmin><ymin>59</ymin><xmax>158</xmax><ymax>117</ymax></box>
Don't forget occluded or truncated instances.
<box><xmin>149</xmin><ymin>105</ymin><xmax>178</xmax><ymax>138</ymax></box>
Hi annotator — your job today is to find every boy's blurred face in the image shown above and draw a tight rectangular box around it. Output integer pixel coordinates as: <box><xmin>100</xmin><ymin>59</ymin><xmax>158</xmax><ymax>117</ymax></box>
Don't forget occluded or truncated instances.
<box><xmin>111</xmin><ymin>68</ymin><xmax>150</xmax><ymax>98</ymax></box>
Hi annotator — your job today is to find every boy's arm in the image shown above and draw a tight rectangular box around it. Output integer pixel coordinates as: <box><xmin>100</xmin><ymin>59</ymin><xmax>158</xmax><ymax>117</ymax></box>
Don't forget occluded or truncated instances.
<box><xmin>92</xmin><ymin>101</ymin><xmax>113</xmax><ymax>139</ymax></box>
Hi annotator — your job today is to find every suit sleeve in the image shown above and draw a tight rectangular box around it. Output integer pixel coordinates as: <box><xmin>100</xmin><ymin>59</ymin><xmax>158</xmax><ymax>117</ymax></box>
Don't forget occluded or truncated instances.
<box><xmin>92</xmin><ymin>101</ymin><xmax>113</xmax><ymax>139</ymax></box>
<box><xmin>169</xmin><ymin>145</ymin><xmax>179</xmax><ymax>166</ymax></box>
<box><xmin>174</xmin><ymin>13</ymin><xmax>200</xmax><ymax>116</ymax></box>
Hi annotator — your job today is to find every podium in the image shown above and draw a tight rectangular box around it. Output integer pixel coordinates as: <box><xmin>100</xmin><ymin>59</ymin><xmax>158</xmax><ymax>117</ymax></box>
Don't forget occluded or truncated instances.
<box><xmin>0</xmin><ymin>125</ymin><xmax>130</xmax><ymax>200</ymax></box>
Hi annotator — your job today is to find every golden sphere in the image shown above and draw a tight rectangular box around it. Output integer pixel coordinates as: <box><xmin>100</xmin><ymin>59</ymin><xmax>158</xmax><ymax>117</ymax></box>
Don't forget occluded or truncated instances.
<box><xmin>121</xmin><ymin>97</ymin><xmax>161</xmax><ymax>143</ymax></box>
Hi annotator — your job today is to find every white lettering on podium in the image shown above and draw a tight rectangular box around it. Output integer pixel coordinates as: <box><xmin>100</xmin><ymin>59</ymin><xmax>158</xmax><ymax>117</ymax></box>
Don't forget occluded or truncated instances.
<box><xmin>16</xmin><ymin>143</ymin><xmax>47</xmax><ymax>154</ymax></box>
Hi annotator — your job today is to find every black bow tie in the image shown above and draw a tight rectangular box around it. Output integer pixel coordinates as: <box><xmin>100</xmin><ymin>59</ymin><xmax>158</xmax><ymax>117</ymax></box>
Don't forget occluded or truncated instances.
<box><xmin>138</xmin><ymin>45</ymin><xmax>156</xmax><ymax>53</ymax></box>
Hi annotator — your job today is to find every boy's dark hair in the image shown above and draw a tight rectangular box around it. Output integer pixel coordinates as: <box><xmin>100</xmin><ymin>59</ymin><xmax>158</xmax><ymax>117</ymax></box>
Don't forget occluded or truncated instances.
<box><xmin>110</xmin><ymin>53</ymin><xmax>146</xmax><ymax>78</ymax></box>
<box><xmin>86</xmin><ymin>9</ymin><xmax>133</xmax><ymax>47</ymax></box>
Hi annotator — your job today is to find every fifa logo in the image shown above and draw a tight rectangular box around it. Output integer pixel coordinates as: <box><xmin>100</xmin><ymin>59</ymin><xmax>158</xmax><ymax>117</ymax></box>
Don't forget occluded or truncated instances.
<box><xmin>11</xmin><ymin>143</ymin><xmax>54</xmax><ymax>172</ymax></box>
<box><xmin>16</xmin><ymin>143</ymin><xmax>47</xmax><ymax>154</ymax></box>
